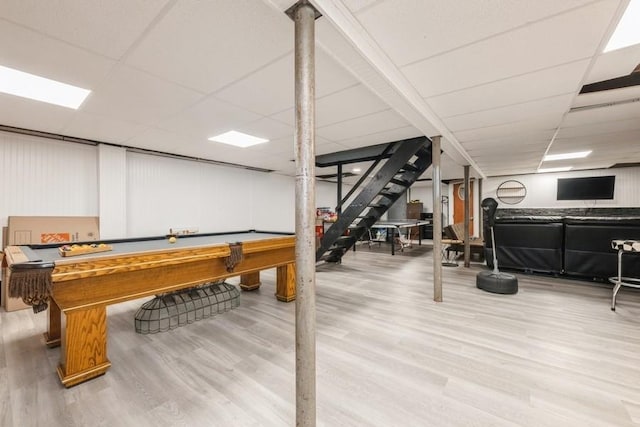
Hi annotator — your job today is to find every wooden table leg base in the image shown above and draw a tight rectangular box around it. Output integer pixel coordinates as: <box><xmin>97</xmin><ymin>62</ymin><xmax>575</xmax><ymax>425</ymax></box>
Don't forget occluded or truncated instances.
<box><xmin>275</xmin><ymin>293</ymin><xmax>296</xmax><ymax>302</ymax></box>
<box><xmin>57</xmin><ymin>360</ymin><xmax>111</xmax><ymax>388</ymax></box>
<box><xmin>43</xmin><ymin>332</ymin><xmax>61</xmax><ymax>348</ymax></box>
<box><xmin>239</xmin><ymin>282</ymin><xmax>261</xmax><ymax>291</ymax></box>
<box><xmin>240</xmin><ymin>271</ymin><xmax>261</xmax><ymax>291</ymax></box>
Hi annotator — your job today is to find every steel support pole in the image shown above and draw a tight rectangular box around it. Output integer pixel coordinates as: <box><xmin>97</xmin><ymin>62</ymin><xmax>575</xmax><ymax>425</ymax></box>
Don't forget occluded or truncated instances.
<box><xmin>291</xmin><ymin>2</ymin><xmax>318</xmax><ymax>426</ymax></box>
<box><xmin>336</xmin><ymin>164</ymin><xmax>343</xmax><ymax>214</ymax></box>
<box><xmin>432</xmin><ymin>136</ymin><xmax>443</xmax><ymax>302</ymax></box>
<box><xmin>478</xmin><ymin>178</ymin><xmax>483</xmax><ymax>240</ymax></box>
<box><xmin>463</xmin><ymin>165</ymin><xmax>470</xmax><ymax>268</ymax></box>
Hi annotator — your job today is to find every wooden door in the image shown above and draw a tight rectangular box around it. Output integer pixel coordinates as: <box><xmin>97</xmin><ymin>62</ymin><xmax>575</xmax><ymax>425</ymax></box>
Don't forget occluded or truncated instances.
<box><xmin>453</xmin><ymin>182</ymin><xmax>474</xmax><ymax>232</ymax></box>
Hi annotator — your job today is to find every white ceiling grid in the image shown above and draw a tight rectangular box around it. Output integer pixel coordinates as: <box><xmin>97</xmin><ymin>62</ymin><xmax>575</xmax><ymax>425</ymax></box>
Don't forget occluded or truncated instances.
<box><xmin>0</xmin><ymin>0</ymin><xmax>637</xmax><ymax>181</ymax></box>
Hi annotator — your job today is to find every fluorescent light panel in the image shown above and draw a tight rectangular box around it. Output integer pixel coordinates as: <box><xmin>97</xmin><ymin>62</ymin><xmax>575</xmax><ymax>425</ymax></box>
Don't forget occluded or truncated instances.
<box><xmin>208</xmin><ymin>131</ymin><xmax>269</xmax><ymax>148</ymax></box>
<box><xmin>537</xmin><ymin>166</ymin><xmax>573</xmax><ymax>173</ymax></box>
<box><xmin>0</xmin><ymin>65</ymin><xmax>90</xmax><ymax>109</ymax></box>
<box><xmin>543</xmin><ymin>150</ymin><xmax>592</xmax><ymax>161</ymax></box>
<box><xmin>604</xmin><ymin>0</ymin><xmax>640</xmax><ymax>52</ymax></box>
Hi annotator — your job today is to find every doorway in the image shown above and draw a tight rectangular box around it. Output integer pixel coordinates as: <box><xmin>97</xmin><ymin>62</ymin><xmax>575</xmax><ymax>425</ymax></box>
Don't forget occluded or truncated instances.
<box><xmin>453</xmin><ymin>182</ymin><xmax>474</xmax><ymax>232</ymax></box>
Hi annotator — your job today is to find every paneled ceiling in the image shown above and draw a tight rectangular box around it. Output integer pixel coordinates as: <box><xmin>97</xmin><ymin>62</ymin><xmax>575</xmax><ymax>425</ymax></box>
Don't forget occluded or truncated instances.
<box><xmin>0</xmin><ymin>0</ymin><xmax>638</xmax><ymax>182</ymax></box>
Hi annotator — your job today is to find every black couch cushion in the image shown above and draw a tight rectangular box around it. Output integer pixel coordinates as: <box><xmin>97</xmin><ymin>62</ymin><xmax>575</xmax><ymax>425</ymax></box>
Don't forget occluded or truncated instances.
<box><xmin>564</xmin><ymin>216</ymin><xmax>640</xmax><ymax>279</ymax></box>
<box><xmin>491</xmin><ymin>222</ymin><xmax>564</xmax><ymax>274</ymax></box>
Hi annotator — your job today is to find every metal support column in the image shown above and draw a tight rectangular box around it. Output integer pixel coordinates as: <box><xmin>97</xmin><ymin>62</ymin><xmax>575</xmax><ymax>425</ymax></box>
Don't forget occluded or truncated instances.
<box><xmin>463</xmin><ymin>165</ymin><xmax>470</xmax><ymax>268</ymax></box>
<box><xmin>287</xmin><ymin>1</ymin><xmax>320</xmax><ymax>425</ymax></box>
<box><xmin>478</xmin><ymin>178</ymin><xmax>483</xmax><ymax>240</ymax></box>
<box><xmin>432</xmin><ymin>136</ymin><xmax>443</xmax><ymax>302</ymax></box>
<box><xmin>336</xmin><ymin>164</ymin><xmax>342</xmax><ymax>215</ymax></box>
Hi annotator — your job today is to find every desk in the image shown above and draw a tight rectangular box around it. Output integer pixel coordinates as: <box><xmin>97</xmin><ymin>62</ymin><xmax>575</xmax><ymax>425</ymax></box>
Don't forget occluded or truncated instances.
<box><xmin>4</xmin><ymin>230</ymin><xmax>295</xmax><ymax>387</ymax></box>
<box><xmin>367</xmin><ymin>219</ymin><xmax>431</xmax><ymax>255</ymax></box>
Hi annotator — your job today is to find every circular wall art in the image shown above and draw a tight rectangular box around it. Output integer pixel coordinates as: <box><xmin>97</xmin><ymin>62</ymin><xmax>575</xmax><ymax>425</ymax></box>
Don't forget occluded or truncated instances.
<box><xmin>496</xmin><ymin>180</ymin><xmax>526</xmax><ymax>204</ymax></box>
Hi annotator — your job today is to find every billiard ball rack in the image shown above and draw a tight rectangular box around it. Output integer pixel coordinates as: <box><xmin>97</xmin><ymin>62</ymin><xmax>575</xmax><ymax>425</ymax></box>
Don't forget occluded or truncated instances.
<box><xmin>58</xmin><ymin>244</ymin><xmax>113</xmax><ymax>257</ymax></box>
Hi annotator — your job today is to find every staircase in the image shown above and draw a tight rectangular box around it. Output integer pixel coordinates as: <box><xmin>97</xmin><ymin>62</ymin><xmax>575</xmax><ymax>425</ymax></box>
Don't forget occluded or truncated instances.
<box><xmin>316</xmin><ymin>137</ymin><xmax>432</xmax><ymax>262</ymax></box>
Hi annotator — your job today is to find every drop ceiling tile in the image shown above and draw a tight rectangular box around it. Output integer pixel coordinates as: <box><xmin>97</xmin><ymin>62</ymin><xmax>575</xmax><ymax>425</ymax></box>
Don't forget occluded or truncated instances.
<box><xmin>126</xmin><ymin>127</ymin><xmax>206</xmax><ymax>157</ymax></box>
<box><xmin>461</xmin><ymin>131</ymin><xmax>554</xmax><ymax>148</ymax></box>
<box><xmin>315</xmin><ymin>84</ymin><xmax>390</xmax><ymax>127</ymax></box>
<box><xmin>269</xmin><ymin>84</ymin><xmax>389</xmax><ymax>127</ymax></box>
<box><xmin>214</xmin><ymin>49</ymin><xmax>359</xmax><ymax>117</ymax></box>
<box><xmin>0</xmin><ymin>0</ymin><xmax>171</xmax><ymax>59</ymax></box>
<box><xmin>316</xmin><ymin>140</ymin><xmax>352</xmax><ymax>155</ymax></box>
<box><xmin>240</xmin><ymin>118</ymin><xmax>293</xmax><ymax>142</ymax></box>
<box><xmin>355</xmin><ymin>0</ymin><xmax>593</xmax><ymax>67</ymax></box>
<box><xmin>562</xmin><ymin>100</ymin><xmax>640</xmax><ymax>127</ymax></box>
<box><xmin>427</xmin><ymin>60</ymin><xmax>589</xmax><ymax>118</ymax></box>
<box><xmin>584</xmin><ymin>44</ymin><xmax>640</xmax><ymax>84</ymax></box>
<box><xmin>401</xmin><ymin>1</ymin><xmax>618</xmax><ymax>97</ymax></box>
<box><xmin>0</xmin><ymin>92</ymin><xmax>76</xmax><ymax>133</ymax></box>
<box><xmin>159</xmin><ymin>96</ymin><xmax>262</xmax><ymax>139</ymax></box>
<box><xmin>467</xmin><ymin>144</ymin><xmax>547</xmax><ymax>156</ymax></box>
<box><xmin>0</xmin><ymin>20</ymin><xmax>115</xmax><ymax>88</ymax></box>
<box><xmin>454</xmin><ymin>114</ymin><xmax>562</xmax><ymax>143</ymax></box>
<box><xmin>572</xmin><ymin>86</ymin><xmax>640</xmax><ymax>109</ymax></box>
<box><xmin>125</xmin><ymin>0</ymin><xmax>291</xmax><ymax>93</ymax></box>
<box><xmin>127</xmin><ymin>127</ymin><xmax>259</xmax><ymax>166</ymax></box>
<box><xmin>82</xmin><ymin>65</ymin><xmax>204</xmax><ymax>126</ymax></box>
<box><xmin>444</xmin><ymin>94</ymin><xmax>574</xmax><ymax>132</ymax></box>
<box><xmin>344</xmin><ymin>0</ymin><xmax>380</xmax><ymax>13</ymax></box>
<box><xmin>242</xmin><ymin>136</ymin><xmax>293</xmax><ymax>156</ymax></box>
<box><xmin>317</xmin><ymin>109</ymin><xmax>409</xmax><ymax>141</ymax></box>
<box><xmin>213</xmin><ymin>54</ymin><xmax>293</xmax><ymax>117</ymax></box>
<box><xmin>337</xmin><ymin>125</ymin><xmax>422</xmax><ymax>148</ymax></box>
<box><xmin>556</xmin><ymin>117</ymin><xmax>640</xmax><ymax>139</ymax></box>
<box><xmin>62</xmin><ymin>112</ymin><xmax>148</xmax><ymax>144</ymax></box>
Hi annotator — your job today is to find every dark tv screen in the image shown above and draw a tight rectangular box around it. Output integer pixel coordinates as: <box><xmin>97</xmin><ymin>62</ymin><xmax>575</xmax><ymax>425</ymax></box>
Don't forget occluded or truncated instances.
<box><xmin>557</xmin><ymin>176</ymin><xmax>615</xmax><ymax>200</ymax></box>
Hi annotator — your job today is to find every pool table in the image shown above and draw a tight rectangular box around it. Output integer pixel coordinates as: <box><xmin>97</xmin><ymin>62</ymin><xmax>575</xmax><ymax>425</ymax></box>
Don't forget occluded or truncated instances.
<box><xmin>3</xmin><ymin>230</ymin><xmax>296</xmax><ymax>387</ymax></box>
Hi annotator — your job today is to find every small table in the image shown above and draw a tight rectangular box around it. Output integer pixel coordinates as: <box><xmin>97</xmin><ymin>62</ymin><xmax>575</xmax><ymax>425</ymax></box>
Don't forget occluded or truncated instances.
<box><xmin>367</xmin><ymin>219</ymin><xmax>431</xmax><ymax>255</ymax></box>
<box><xmin>609</xmin><ymin>239</ymin><xmax>640</xmax><ymax>311</ymax></box>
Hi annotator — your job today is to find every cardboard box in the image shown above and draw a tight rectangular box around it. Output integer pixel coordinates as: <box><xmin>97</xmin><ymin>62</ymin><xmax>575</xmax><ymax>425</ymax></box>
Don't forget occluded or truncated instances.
<box><xmin>2</xmin><ymin>216</ymin><xmax>100</xmax><ymax>312</ymax></box>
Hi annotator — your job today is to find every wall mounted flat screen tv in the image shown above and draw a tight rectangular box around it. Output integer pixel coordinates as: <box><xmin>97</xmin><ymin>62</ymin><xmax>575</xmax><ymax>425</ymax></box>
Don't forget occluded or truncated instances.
<box><xmin>557</xmin><ymin>176</ymin><xmax>615</xmax><ymax>200</ymax></box>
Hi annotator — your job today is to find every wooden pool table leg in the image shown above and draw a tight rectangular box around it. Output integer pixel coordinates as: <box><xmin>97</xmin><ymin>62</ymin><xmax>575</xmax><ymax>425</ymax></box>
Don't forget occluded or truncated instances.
<box><xmin>44</xmin><ymin>298</ymin><xmax>62</xmax><ymax>348</ymax></box>
<box><xmin>57</xmin><ymin>306</ymin><xmax>111</xmax><ymax>388</ymax></box>
<box><xmin>276</xmin><ymin>263</ymin><xmax>296</xmax><ymax>302</ymax></box>
<box><xmin>240</xmin><ymin>271</ymin><xmax>261</xmax><ymax>291</ymax></box>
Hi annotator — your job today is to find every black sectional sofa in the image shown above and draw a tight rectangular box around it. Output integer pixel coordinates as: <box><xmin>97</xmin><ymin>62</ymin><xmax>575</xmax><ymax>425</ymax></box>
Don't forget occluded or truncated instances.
<box><xmin>484</xmin><ymin>208</ymin><xmax>640</xmax><ymax>281</ymax></box>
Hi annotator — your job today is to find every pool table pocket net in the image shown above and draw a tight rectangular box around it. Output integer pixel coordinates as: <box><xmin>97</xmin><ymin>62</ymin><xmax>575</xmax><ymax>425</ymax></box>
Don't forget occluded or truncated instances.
<box><xmin>134</xmin><ymin>281</ymin><xmax>240</xmax><ymax>334</ymax></box>
<box><xmin>8</xmin><ymin>262</ymin><xmax>54</xmax><ymax>313</ymax></box>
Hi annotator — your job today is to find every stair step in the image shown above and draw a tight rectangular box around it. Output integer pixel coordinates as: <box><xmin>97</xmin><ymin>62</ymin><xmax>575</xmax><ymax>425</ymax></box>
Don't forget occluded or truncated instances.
<box><xmin>379</xmin><ymin>190</ymin><xmax>399</xmax><ymax>198</ymax></box>
<box><xmin>401</xmin><ymin>162</ymin><xmax>419</xmax><ymax>172</ymax></box>
<box><xmin>390</xmin><ymin>178</ymin><xmax>410</xmax><ymax>186</ymax></box>
<box><xmin>368</xmin><ymin>203</ymin><xmax>389</xmax><ymax>209</ymax></box>
<box><xmin>356</xmin><ymin>214</ymin><xmax>376</xmax><ymax>219</ymax></box>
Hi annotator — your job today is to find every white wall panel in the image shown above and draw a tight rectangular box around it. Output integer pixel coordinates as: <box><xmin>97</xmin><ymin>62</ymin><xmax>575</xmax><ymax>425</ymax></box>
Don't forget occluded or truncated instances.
<box><xmin>98</xmin><ymin>144</ymin><xmax>127</xmax><ymax>238</ymax></box>
<box><xmin>198</xmin><ymin>164</ymin><xmax>253</xmax><ymax>232</ymax></box>
<box><xmin>126</xmin><ymin>152</ymin><xmax>265</xmax><ymax>237</ymax></box>
<box><xmin>251</xmin><ymin>173</ymin><xmax>295</xmax><ymax>232</ymax></box>
<box><xmin>0</xmin><ymin>131</ymin><xmax>98</xmax><ymax>229</ymax></box>
<box><xmin>482</xmin><ymin>167</ymin><xmax>640</xmax><ymax>209</ymax></box>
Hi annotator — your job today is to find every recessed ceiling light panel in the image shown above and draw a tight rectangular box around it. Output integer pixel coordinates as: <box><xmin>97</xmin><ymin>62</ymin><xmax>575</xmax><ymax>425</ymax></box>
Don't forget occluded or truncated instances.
<box><xmin>0</xmin><ymin>65</ymin><xmax>91</xmax><ymax>109</ymax></box>
<box><xmin>208</xmin><ymin>131</ymin><xmax>269</xmax><ymax>148</ymax></box>
<box><xmin>543</xmin><ymin>151</ymin><xmax>592</xmax><ymax>161</ymax></box>
<box><xmin>604</xmin><ymin>0</ymin><xmax>640</xmax><ymax>52</ymax></box>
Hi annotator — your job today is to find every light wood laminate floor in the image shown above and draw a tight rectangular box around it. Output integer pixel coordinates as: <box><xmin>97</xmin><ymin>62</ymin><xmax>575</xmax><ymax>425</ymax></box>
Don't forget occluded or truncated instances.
<box><xmin>1</xmin><ymin>244</ymin><xmax>639</xmax><ymax>426</ymax></box>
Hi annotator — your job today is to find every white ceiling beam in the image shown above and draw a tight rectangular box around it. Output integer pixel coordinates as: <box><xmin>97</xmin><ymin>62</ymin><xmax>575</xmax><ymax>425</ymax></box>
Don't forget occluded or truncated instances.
<box><xmin>302</xmin><ymin>0</ymin><xmax>486</xmax><ymax>178</ymax></box>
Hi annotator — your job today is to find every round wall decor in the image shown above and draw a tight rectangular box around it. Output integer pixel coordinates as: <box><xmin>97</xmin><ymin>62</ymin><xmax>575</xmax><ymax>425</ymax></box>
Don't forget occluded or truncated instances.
<box><xmin>496</xmin><ymin>180</ymin><xmax>526</xmax><ymax>204</ymax></box>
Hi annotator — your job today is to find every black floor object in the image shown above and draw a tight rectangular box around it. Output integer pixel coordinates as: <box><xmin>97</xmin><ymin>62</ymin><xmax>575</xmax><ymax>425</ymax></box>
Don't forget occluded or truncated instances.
<box><xmin>476</xmin><ymin>270</ymin><xmax>518</xmax><ymax>294</ymax></box>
